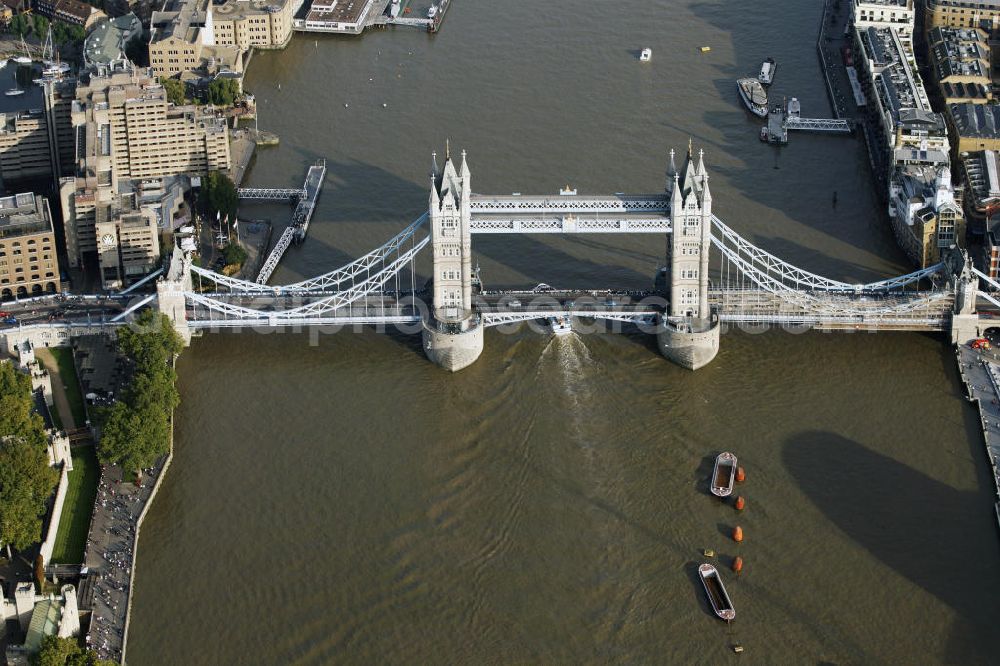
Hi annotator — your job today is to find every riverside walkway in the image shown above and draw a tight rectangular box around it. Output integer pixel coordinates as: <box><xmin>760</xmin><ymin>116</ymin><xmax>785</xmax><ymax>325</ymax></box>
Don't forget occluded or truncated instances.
<box><xmin>955</xmin><ymin>344</ymin><xmax>1000</xmax><ymax>529</ymax></box>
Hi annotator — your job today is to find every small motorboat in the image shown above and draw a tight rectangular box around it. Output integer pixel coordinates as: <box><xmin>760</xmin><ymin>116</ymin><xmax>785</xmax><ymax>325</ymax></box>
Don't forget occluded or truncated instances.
<box><xmin>759</xmin><ymin>126</ymin><xmax>768</xmax><ymax>142</ymax></box>
<box><xmin>710</xmin><ymin>451</ymin><xmax>737</xmax><ymax>497</ymax></box>
<box><xmin>699</xmin><ymin>563</ymin><xmax>736</xmax><ymax>621</ymax></box>
<box><xmin>640</xmin><ymin>48</ymin><xmax>652</xmax><ymax>62</ymax></box>
<box><xmin>427</xmin><ymin>4</ymin><xmax>438</xmax><ymax>18</ymax></box>
<box><xmin>548</xmin><ymin>315</ymin><xmax>572</xmax><ymax>336</ymax></box>
<box><xmin>700</xmin><ymin>46</ymin><xmax>711</xmax><ymax>53</ymax></box>
<box><xmin>5</xmin><ymin>87</ymin><xmax>25</xmax><ymax>97</ymax></box>
<box><xmin>758</xmin><ymin>57</ymin><xmax>776</xmax><ymax>86</ymax></box>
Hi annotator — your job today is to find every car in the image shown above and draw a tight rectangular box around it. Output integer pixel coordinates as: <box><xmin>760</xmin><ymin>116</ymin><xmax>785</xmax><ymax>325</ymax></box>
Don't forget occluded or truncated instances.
<box><xmin>4</xmin><ymin>316</ymin><xmax>17</xmax><ymax>325</ymax></box>
<box><xmin>0</xmin><ymin>311</ymin><xmax>9</xmax><ymax>317</ymax></box>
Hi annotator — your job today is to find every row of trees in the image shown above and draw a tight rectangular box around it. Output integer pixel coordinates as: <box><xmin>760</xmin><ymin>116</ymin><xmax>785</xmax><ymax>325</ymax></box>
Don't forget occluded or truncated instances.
<box><xmin>159</xmin><ymin>77</ymin><xmax>241</xmax><ymax>108</ymax></box>
<box><xmin>0</xmin><ymin>361</ymin><xmax>58</xmax><ymax>553</ymax></box>
<box><xmin>33</xmin><ymin>635</ymin><xmax>116</xmax><ymax>666</ymax></box>
<box><xmin>97</xmin><ymin>310</ymin><xmax>183</xmax><ymax>476</ymax></box>
<box><xmin>8</xmin><ymin>15</ymin><xmax>84</xmax><ymax>46</ymax></box>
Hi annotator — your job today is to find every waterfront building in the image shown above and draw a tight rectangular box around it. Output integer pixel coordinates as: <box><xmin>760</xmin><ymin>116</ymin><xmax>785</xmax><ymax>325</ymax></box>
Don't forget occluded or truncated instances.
<box><xmin>83</xmin><ymin>13</ymin><xmax>142</xmax><ymax>70</ymax></box>
<box><xmin>303</xmin><ymin>0</ymin><xmax>379</xmax><ymax>34</ymax></box>
<box><xmin>855</xmin><ymin>27</ymin><xmax>951</xmax><ymax>168</ymax></box>
<box><xmin>149</xmin><ymin>0</ymin><xmax>245</xmax><ymax>79</ymax></box>
<box><xmin>211</xmin><ymin>0</ymin><xmax>295</xmax><ymax>50</ymax></box>
<box><xmin>0</xmin><ymin>192</ymin><xmax>61</xmax><ymax>299</ymax></box>
<box><xmin>34</xmin><ymin>0</ymin><xmax>106</xmax><ymax>29</ymax></box>
<box><xmin>852</xmin><ymin>0</ymin><xmax>915</xmax><ymax>39</ymax></box>
<box><xmin>928</xmin><ymin>27</ymin><xmax>992</xmax><ymax>104</ymax></box>
<box><xmin>948</xmin><ymin>103</ymin><xmax>1000</xmax><ymax>152</ymax></box>
<box><xmin>887</xmin><ymin>164</ymin><xmax>966</xmax><ymax>267</ymax></box>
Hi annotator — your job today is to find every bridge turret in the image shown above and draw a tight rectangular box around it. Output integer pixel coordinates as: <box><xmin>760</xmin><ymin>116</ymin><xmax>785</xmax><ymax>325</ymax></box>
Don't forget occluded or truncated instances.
<box><xmin>659</xmin><ymin>142</ymin><xmax>720</xmax><ymax>370</ymax></box>
<box><xmin>156</xmin><ymin>244</ymin><xmax>192</xmax><ymax>346</ymax></box>
<box><xmin>422</xmin><ymin>146</ymin><xmax>484</xmax><ymax>371</ymax></box>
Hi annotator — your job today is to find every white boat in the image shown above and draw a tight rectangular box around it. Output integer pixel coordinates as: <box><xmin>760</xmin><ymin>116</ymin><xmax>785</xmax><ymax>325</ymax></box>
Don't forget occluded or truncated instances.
<box><xmin>699</xmin><ymin>563</ymin><xmax>736</xmax><ymax>621</ymax></box>
<box><xmin>548</xmin><ymin>315</ymin><xmax>572</xmax><ymax>336</ymax></box>
<box><xmin>13</xmin><ymin>37</ymin><xmax>32</xmax><ymax>65</ymax></box>
<box><xmin>640</xmin><ymin>48</ymin><xmax>652</xmax><ymax>62</ymax></box>
<box><xmin>427</xmin><ymin>4</ymin><xmax>438</xmax><ymax>18</ymax></box>
<box><xmin>5</xmin><ymin>87</ymin><xmax>25</xmax><ymax>97</ymax></box>
<box><xmin>737</xmin><ymin>78</ymin><xmax>768</xmax><ymax>118</ymax></box>
<box><xmin>758</xmin><ymin>57</ymin><xmax>776</xmax><ymax>85</ymax></box>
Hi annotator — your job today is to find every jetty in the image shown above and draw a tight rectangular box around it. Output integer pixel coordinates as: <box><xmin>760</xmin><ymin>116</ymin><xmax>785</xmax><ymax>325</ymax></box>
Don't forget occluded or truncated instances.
<box><xmin>761</xmin><ymin>97</ymin><xmax>853</xmax><ymax>145</ymax></box>
<box><xmin>294</xmin><ymin>0</ymin><xmax>452</xmax><ymax>35</ymax></box>
<box><xmin>245</xmin><ymin>160</ymin><xmax>327</xmax><ymax>285</ymax></box>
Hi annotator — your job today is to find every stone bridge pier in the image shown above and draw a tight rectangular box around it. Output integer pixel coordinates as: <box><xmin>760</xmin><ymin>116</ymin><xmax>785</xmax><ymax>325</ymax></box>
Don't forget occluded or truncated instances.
<box><xmin>157</xmin><ymin>245</ymin><xmax>193</xmax><ymax>346</ymax></box>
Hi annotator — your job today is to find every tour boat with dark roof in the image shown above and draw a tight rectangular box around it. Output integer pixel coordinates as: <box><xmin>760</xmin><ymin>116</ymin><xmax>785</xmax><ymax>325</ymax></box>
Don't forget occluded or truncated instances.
<box><xmin>737</xmin><ymin>78</ymin><xmax>768</xmax><ymax>118</ymax></box>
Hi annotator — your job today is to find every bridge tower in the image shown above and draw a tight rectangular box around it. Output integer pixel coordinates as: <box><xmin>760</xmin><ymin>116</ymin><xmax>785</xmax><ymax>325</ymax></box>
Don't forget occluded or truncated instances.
<box><xmin>946</xmin><ymin>247</ymin><xmax>983</xmax><ymax>344</ymax></box>
<box><xmin>421</xmin><ymin>146</ymin><xmax>484</xmax><ymax>371</ymax></box>
<box><xmin>657</xmin><ymin>143</ymin><xmax>720</xmax><ymax>369</ymax></box>
<box><xmin>156</xmin><ymin>243</ymin><xmax>193</xmax><ymax>346</ymax></box>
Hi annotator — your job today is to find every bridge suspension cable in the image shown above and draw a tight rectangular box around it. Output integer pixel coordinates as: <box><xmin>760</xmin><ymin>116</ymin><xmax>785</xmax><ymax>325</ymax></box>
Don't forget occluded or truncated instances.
<box><xmin>189</xmin><ymin>213</ymin><xmax>429</xmax><ymax>293</ymax></box>
<box><xmin>186</xmin><ymin>236</ymin><xmax>428</xmax><ymax>322</ymax></box>
<box><xmin>710</xmin><ymin>216</ymin><xmax>944</xmax><ymax>292</ymax></box>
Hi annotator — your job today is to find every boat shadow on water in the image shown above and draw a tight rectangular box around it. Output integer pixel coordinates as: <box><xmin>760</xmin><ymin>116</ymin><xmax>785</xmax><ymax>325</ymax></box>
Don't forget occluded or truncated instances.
<box><xmin>782</xmin><ymin>430</ymin><xmax>1000</xmax><ymax>662</ymax></box>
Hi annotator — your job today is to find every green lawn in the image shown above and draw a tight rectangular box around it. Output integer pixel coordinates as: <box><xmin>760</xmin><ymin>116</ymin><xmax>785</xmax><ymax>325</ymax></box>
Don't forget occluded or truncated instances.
<box><xmin>49</xmin><ymin>347</ymin><xmax>87</xmax><ymax>426</ymax></box>
<box><xmin>50</xmin><ymin>446</ymin><xmax>99</xmax><ymax>564</ymax></box>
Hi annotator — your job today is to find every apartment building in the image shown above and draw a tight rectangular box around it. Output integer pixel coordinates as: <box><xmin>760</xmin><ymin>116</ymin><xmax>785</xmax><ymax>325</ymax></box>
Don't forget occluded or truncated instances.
<box><xmin>927</xmin><ymin>0</ymin><xmax>1000</xmax><ymax>31</ymax></box>
<box><xmin>0</xmin><ymin>192</ymin><xmax>61</xmax><ymax>299</ymax></box>
<box><xmin>33</xmin><ymin>0</ymin><xmax>106</xmax><ymax>29</ymax></box>
<box><xmin>928</xmin><ymin>27</ymin><xmax>992</xmax><ymax>104</ymax></box>
<box><xmin>852</xmin><ymin>0</ymin><xmax>915</xmax><ymax>39</ymax></box>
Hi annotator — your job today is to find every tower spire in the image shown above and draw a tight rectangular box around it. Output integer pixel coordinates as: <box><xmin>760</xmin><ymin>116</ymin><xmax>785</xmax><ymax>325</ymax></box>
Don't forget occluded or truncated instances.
<box><xmin>687</xmin><ymin>137</ymin><xmax>693</xmax><ymax>157</ymax></box>
<box><xmin>432</xmin><ymin>151</ymin><xmax>439</xmax><ymax>177</ymax></box>
<box><xmin>446</xmin><ymin>138</ymin><xmax>451</xmax><ymax>162</ymax></box>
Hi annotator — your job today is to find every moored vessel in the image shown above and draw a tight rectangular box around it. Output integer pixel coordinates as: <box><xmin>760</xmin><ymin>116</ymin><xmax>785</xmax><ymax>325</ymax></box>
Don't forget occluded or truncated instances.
<box><xmin>710</xmin><ymin>451</ymin><xmax>737</xmax><ymax>497</ymax></box>
<box><xmin>699</xmin><ymin>563</ymin><xmax>735</xmax><ymax>621</ymax></box>
<box><xmin>5</xmin><ymin>87</ymin><xmax>24</xmax><ymax>97</ymax></box>
<box><xmin>640</xmin><ymin>48</ymin><xmax>652</xmax><ymax>62</ymax></box>
<box><xmin>737</xmin><ymin>78</ymin><xmax>768</xmax><ymax>118</ymax></box>
<box><xmin>758</xmin><ymin>57</ymin><xmax>776</xmax><ymax>85</ymax></box>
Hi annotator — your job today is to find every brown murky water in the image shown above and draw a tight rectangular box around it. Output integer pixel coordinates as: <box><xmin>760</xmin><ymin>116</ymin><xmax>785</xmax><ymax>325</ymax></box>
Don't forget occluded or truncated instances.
<box><xmin>127</xmin><ymin>1</ymin><xmax>1000</xmax><ymax>663</ymax></box>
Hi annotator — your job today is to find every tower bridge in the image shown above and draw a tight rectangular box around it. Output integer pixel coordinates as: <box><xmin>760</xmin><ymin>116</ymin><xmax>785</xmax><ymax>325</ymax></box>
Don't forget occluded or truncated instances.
<box><xmin>2</xmin><ymin>144</ymin><xmax>987</xmax><ymax>372</ymax></box>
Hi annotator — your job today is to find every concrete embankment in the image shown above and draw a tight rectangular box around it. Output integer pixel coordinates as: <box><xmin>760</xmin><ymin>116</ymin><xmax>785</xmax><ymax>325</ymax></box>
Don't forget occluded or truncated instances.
<box><xmin>954</xmin><ymin>345</ymin><xmax>1000</xmax><ymax>529</ymax></box>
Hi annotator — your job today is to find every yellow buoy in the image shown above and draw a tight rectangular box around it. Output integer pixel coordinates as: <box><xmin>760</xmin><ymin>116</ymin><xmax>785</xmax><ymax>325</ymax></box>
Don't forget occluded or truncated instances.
<box><xmin>700</xmin><ymin>46</ymin><xmax>711</xmax><ymax>53</ymax></box>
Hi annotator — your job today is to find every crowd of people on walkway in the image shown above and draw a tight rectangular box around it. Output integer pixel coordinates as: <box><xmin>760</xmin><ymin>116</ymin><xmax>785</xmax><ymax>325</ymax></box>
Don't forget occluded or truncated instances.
<box><xmin>82</xmin><ymin>462</ymin><xmax>163</xmax><ymax>663</ymax></box>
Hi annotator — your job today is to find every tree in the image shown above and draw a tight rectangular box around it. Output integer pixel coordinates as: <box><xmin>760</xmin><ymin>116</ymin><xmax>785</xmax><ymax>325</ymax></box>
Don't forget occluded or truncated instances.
<box><xmin>32</xmin><ymin>635</ymin><xmax>117</xmax><ymax>666</ymax></box>
<box><xmin>0</xmin><ymin>362</ymin><xmax>58</xmax><ymax>552</ymax></box>
<box><xmin>9</xmin><ymin>13</ymin><xmax>32</xmax><ymax>38</ymax></box>
<box><xmin>34</xmin><ymin>553</ymin><xmax>44</xmax><ymax>591</ymax></box>
<box><xmin>206</xmin><ymin>77</ymin><xmax>240</xmax><ymax>107</ymax></box>
<box><xmin>203</xmin><ymin>171</ymin><xmax>238</xmax><ymax>222</ymax></box>
<box><xmin>97</xmin><ymin>311</ymin><xmax>182</xmax><ymax>475</ymax></box>
<box><xmin>222</xmin><ymin>242</ymin><xmax>247</xmax><ymax>267</ymax></box>
<box><xmin>160</xmin><ymin>77</ymin><xmax>186</xmax><ymax>106</ymax></box>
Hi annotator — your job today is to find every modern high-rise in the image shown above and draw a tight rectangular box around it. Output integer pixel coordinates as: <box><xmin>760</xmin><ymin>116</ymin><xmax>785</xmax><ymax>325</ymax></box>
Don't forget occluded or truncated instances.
<box><xmin>0</xmin><ymin>78</ymin><xmax>76</xmax><ymax>187</ymax></box>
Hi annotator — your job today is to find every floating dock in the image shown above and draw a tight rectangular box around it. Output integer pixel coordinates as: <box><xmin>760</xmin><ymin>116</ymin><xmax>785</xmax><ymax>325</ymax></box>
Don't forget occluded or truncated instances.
<box><xmin>955</xmin><ymin>345</ymin><xmax>1000</xmax><ymax>531</ymax></box>
<box><xmin>294</xmin><ymin>0</ymin><xmax>451</xmax><ymax>34</ymax></box>
<box><xmin>253</xmin><ymin>160</ymin><xmax>327</xmax><ymax>284</ymax></box>
<box><xmin>761</xmin><ymin>97</ymin><xmax>852</xmax><ymax>145</ymax></box>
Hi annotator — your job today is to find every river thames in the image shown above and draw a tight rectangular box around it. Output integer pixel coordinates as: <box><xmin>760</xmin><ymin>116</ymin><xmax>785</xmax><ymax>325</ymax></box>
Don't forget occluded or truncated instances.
<box><xmin>127</xmin><ymin>0</ymin><xmax>1000</xmax><ymax>663</ymax></box>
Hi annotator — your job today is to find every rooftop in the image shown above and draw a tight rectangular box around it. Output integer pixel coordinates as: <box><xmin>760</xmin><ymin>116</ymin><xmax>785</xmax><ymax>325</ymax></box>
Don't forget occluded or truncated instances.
<box><xmin>83</xmin><ymin>13</ymin><xmax>141</xmax><ymax>67</ymax></box>
<box><xmin>950</xmin><ymin>103</ymin><xmax>1000</xmax><ymax>139</ymax></box>
<box><xmin>0</xmin><ymin>193</ymin><xmax>53</xmax><ymax>240</ymax></box>
<box><xmin>962</xmin><ymin>150</ymin><xmax>1000</xmax><ymax>208</ymax></box>
<box><xmin>856</xmin><ymin>0</ymin><xmax>911</xmax><ymax>6</ymax></box>
<box><xmin>307</xmin><ymin>0</ymin><xmax>374</xmax><ymax>24</ymax></box>
<box><xmin>212</xmin><ymin>0</ymin><xmax>289</xmax><ymax>19</ymax></box>
<box><xmin>151</xmin><ymin>0</ymin><xmax>211</xmax><ymax>44</ymax></box>
<box><xmin>861</xmin><ymin>27</ymin><xmax>932</xmax><ymax>120</ymax></box>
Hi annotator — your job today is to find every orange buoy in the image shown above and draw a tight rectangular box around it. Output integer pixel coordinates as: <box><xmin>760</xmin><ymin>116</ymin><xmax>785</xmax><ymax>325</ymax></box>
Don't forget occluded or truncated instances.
<box><xmin>732</xmin><ymin>525</ymin><xmax>744</xmax><ymax>542</ymax></box>
<box><xmin>732</xmin><ymin>556</ymin><xmax>744</xmax><ymax>574</ymax></box>
<box><xmin>734</xmin><ymin>496</ymin><xmax>746</xmax><ymax>511</ymax></box>
<box><xmin>736</xmin><ymin>466</ymin><xmax>746</xmax><ymax>483</ymax></box>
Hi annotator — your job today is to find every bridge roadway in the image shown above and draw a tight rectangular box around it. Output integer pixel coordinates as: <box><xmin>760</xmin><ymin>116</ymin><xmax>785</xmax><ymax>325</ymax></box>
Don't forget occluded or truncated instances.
<box><xmin>181</xmin><ymin>286</ymin><xmax>959</xmax><ymax>331</ymax></box>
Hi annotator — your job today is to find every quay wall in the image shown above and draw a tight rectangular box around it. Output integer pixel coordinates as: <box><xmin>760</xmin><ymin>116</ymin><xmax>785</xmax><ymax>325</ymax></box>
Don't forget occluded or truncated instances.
<box><xmin>954</xmin><ymin>347</ymin><xmax>1000</xmax><ymax>530</ymax></box>
<box><xmin>119</xmin><ymin>368</ymin><xmax>177</xmax><ymax>664</ymax></box>
<box><xmin>816</xmin><ymin>0</ymin><xmax>841</xmax><ymax>120</ymax></box>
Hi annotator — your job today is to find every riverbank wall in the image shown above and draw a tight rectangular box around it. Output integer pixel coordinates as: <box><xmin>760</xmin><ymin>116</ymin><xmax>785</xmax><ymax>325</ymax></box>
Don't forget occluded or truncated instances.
<box><xmin>954</xmin><ymin>345</ymin><xmax>1000</xmax><ymax>530</ymax></box>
